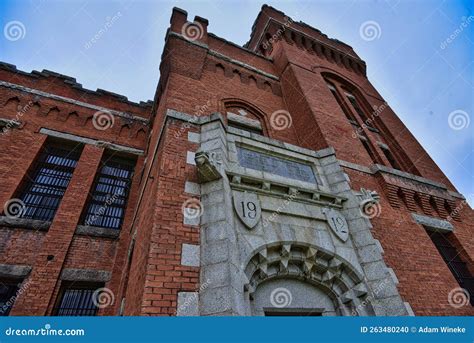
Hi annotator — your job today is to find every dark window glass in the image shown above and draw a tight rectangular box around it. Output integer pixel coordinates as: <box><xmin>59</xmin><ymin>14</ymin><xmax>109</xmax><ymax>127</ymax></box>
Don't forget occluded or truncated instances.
<box><xmin>345</xmin><ymin>92</ymin><xmax>370</xmax><ymax>123</ymax></box>
<box><xmin>54</xmin><ymin>284</ymin><xmax>102</xmax><ymax>316</ymax></box>
<box><xmin>360</xmin><ymin>138</ymin><xmax>377</xmax><ymax>163</ymax></box>
<box><xmin>327</xmin><ymin>83</ymin><xmax>358</xmax><ymax>124</ymax></box>
<box><xmin>428</xmin><ymin>231</ymin><xmax>473</xmax><ymax>306</ymax></box>
<box><xmin>16</xmin><ymin>142</ymin><xmax>82</xmax><ymax>221</ymax></box>
<box><xmin>0</xmin><ymin>280</ymin><xmax>20</xmax><ymax>316</ymax></box>
<box><xmin>381</xmin><ymin>146</ymin><xmax>402</xmax><ymax>171</ymax></box>
<box><xmin>81</xmin><ymin>155</ymin><xmax>135</xmax><ymax>230</ymax></box>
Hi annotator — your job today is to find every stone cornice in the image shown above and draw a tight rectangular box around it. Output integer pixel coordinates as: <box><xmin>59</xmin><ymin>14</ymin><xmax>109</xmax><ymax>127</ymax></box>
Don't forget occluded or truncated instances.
<box><xmin>0</xmin><ymin>80</ymin><xmax>150</xmax><ymax>124</ymax></box>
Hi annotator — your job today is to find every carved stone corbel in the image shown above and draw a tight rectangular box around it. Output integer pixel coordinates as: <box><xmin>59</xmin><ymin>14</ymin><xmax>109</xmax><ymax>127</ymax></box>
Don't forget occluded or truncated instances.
<box><xmin>195</xmin><ymin>150</ymin><xmax>222</xmax><ymax>183</ymax></box>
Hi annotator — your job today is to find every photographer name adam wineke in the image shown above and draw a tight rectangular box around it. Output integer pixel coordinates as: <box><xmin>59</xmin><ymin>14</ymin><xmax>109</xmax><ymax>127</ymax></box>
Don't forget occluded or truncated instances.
<box><xmin>417</xmin><ymin>326</ymin><xmax>466</xmax><ymax>334</ymax></box>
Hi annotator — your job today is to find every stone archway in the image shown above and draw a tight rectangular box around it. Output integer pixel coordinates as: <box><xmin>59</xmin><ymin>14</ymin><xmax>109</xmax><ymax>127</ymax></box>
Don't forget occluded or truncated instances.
<box><xmin>251</xmin><ymin>278</ymin><xmax>338</xmax><ymax>316</ymax></box>
<box><xmin>243</xmin><ymin>242</ymin><xmax>374</xmax><ymax>316</ymax></box>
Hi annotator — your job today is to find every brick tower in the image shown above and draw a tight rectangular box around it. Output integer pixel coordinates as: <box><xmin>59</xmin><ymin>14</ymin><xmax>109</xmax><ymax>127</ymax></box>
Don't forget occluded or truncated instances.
<box><xmin>0</xmin><ymin>5</ymin><xmax>472</xmax><ymax>316</ymax></box>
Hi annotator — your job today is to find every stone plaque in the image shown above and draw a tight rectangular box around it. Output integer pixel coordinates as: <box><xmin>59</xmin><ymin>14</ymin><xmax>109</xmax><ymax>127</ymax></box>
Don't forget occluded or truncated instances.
<box><xmin>237</xmin><ymin>147</ymin><xmax>317</xmax><ymax>184</ymax></box>
<box><xmin>324</xmin><ymin>208</ymin><xmax>349</xmax><ymax>242</ymax></box>
<box><xmin>233</xmin><ymin>191</ymin><xmax>261</xmax><ymax>230</ymax></box>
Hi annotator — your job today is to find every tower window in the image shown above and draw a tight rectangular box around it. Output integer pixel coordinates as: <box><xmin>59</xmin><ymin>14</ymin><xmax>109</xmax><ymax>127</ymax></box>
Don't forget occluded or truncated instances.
<box><xmin>13</xmin><ymin>140</ymin><xmax>82</xmax><ymax>221</ymax></box>
<box><xmin>427</xmin><ymin>230</ymin><xmax>473</xmax><ymax>306</ymax></box>
<box><xmin>326</xmin><ymin>83</ymin><xmax>358</xmax><ymax>124</ymax></box>
<box><xmin>81</xmin><ymin>154</ymin><xmax>135</xmax><ymax>230</ymax></box>
<box><xmin>359</xmin><ymin>137</ymin><xmax>378</xmax><ymax>164</ymax></box>
<box><xmin>380</xmin><ymin>146</ymin><xmax>402</xmax><ymax>171</ymax></box>
<box><xmin>345</xmin><ymin>92</ymin><xmax>370</xmax><ymax>123</ymax></box>
<box><xmin>54</xmin><ymin>283</ymin><xmax>103</xmax><ymax>316</ymax></box>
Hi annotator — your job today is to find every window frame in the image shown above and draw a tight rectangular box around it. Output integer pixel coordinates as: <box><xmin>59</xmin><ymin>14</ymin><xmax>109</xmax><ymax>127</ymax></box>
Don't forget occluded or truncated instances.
<box><xmin>53</xmin><ymin>282</ymin><xmax>104</xmax><ymax>316</ymax></box>
<box><xmin>426</xmin><ymin>229</ymin><xmax>473</xmax><ymax>306</ymax></box>
<box><xmin>80</xmin><ymin>153</ymin><xmax>136</xmax><ymax>230</ymax></box>
<box><xmin>12</xmin><ymin>140</ymin><xmax>83</xmax><ymax>222</ymax></box>
<box><xmin>0</xmin><ymin>279</ymin><xmax>21</xmax><ymax>316</ymax></box>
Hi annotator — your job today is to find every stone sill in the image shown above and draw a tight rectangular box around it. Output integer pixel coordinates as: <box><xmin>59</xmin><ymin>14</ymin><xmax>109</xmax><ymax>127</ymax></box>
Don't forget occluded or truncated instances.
<box><xmin>75</xmin><ymin>225</ymin><xmax>121</xmax><ymax>239</ymax></box>
<box><xmin>0</xmin><ymin>216</ymin><xmax>50</xmax><ymax>231</ymax></box>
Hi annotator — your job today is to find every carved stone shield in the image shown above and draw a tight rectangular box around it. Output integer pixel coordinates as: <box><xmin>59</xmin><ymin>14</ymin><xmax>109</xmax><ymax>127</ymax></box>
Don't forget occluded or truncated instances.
<box><xmin>324</xmin><ymin>208</ymin><xmax>349</xmax><ymax>242</ymax></box>
<box><xmin>233</xmin><ymin>191</ymin><xmax>261</xmax><ymax>230</ymax></box>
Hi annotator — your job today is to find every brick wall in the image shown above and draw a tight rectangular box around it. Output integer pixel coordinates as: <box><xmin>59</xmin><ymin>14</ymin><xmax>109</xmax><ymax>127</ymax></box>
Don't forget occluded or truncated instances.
<box><xmin>0</xmin><ymin>4</ymin><xmax>471</xmax><ymax>316</ymax></box>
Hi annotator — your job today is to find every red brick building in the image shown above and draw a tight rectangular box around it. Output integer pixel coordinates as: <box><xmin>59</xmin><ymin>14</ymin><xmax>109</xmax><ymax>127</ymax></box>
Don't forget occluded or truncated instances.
<box><xmin>0</xmin><ymin>5</ymin><xmax>472</xmax><ymax>316</ymax></box>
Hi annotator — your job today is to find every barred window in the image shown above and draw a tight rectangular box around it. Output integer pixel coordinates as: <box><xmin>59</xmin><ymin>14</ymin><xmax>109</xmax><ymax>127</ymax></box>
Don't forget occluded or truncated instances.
<box><xmin>81</xmin><ymin>154</ymin><xmax>135</xmax><ymax>230</ymax></box>
<box><xmin>15</xmin><ymin>141</ymin><xmax>82</xmax><ymax>221</ymax></box>
<box><xmin>54</xmin><ymin>283</ymin><xmax>102</xmax><ymax>316</ymax></box>
<box><xmin>0</xmin><ymin>280</ymin><xmax>20</xmax><ymax>316</ymax></box>
<box><xmin>427</xmin><ymin>230</ymin><xmax>473</xmax><ymax>306</ymax></box>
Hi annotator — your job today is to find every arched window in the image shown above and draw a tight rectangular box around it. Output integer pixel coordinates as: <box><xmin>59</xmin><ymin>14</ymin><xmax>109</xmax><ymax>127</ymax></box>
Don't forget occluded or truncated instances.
<box><xmin>322</xmin><ymin>73</ymin><xmax>416</xmax><ymax>173</ymax></box>
<box><xmin>222</xmin><ymin>99</ymin><xmax>267</xmax><ymax>136</ymax></box>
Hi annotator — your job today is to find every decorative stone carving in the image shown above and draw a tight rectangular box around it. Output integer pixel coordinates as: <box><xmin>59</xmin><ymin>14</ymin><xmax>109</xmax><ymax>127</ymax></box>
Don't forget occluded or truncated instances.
<box><xmin>355</xmin><ymin>188</ymin><xmax>381</xmax><ymax>219</ymax></box>
<box><xmin>195</xmin><ymin>150</ymin><xmax>222</xmax><ymax>182</ymax></box>
<box><xmin>356</xmin><ymin>188</ymin><xmax>380</xmax><ymax>204</ymax></box>
<box><xmin>323</xmin><ymin>208</ymin><xmax>349</xmax><ymax>242</ymax></box>
<box><xmin>233</xmin><ymin>191</ymin><xmax>261</xmax><ymax>230</ymax></box>
<box><xmin>243</xmin><ymin>243</ymin><xmax>367</xmax><ymax>310</ymax></box>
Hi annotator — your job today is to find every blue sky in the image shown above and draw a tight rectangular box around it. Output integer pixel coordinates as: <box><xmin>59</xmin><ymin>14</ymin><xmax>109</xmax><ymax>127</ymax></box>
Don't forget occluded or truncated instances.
<box><xmin>0</xmin><ymin>0</ymin><xmax>472</xmax><ymax>204</ymax></box>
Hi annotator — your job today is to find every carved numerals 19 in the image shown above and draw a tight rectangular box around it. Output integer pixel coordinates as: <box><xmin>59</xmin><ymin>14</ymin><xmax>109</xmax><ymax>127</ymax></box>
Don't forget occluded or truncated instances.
<box><xmin>240</xmin><ymin>201</ymin><xmax>257</xmax><ymax>219</ymax></box>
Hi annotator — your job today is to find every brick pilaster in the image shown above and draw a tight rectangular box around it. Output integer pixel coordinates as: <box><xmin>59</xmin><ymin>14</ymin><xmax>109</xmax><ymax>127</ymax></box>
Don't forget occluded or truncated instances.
<box><xmin>11</xmin><ymin>144</ymin><xmax>103</xmax><ymax>315</ymax></box>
